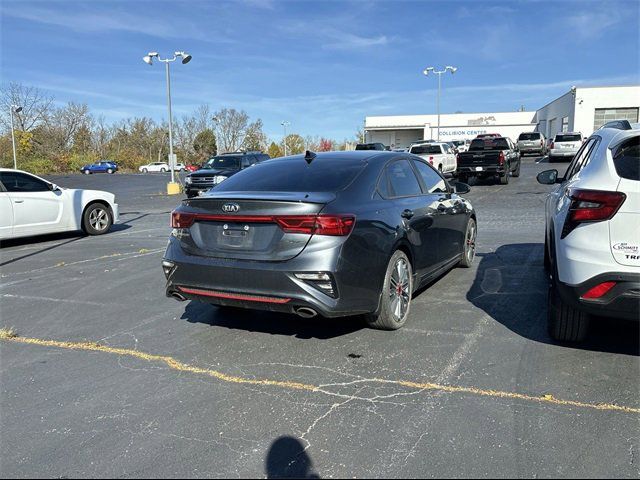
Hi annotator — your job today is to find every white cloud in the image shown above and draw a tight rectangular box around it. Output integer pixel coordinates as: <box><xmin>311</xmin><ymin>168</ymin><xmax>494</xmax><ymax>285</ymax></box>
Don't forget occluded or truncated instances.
<box><xmin>563</xmin><ymin>7</ymin><xmax>624</xmax><ymax>40</ymax></box>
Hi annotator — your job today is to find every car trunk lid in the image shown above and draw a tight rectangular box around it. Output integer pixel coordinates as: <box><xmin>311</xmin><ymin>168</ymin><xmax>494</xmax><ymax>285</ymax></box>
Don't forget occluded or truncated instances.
<box><xmin>176</xmin><ymin>192</ymin><xmax>336</xmax><ymax>261</ymax></box>
<box><xmin>609</xmin><ymin>177</ymin><xmax>640</xmax><ymax>267</ymax></box>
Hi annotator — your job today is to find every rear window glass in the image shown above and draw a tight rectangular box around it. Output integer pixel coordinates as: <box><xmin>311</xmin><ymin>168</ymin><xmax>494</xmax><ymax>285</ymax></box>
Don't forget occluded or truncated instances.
<box><xmin>469</xmin><ymin>138</ymin><xmax>510</xmax><ymax>150</ymax></box>
<box><xmin>555</xmin><ymin>134</ymin><xmax>582</xmax><ymax>142</ymax></box>
<box><xmin>410</xmin><ymin>145</ymin><xmax>442</xmax><ymax>154</ymax></box>
<box><xmin>612</xmin><ymin>136</ymin><xmax>640</xmax><ymax>181</ymax></box>
<box><xmin>214</xmin><ymin>158</ymin><xmax>366</xmax><ymax>192</ymax></box>
<box><xmin>518</xmin><ymin>133</ymin><xmax>541</xmax><ymax>140</ymax></box>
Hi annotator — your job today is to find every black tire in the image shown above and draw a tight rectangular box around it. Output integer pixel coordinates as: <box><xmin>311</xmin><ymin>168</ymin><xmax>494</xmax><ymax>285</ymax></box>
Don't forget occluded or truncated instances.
<box><xmin>547</xmin><ymin>283</ymin><xmax>589</xmax><ymax>342</ymax></box>
<box><xmin>499</xmin><ymin>171</ymin><xmax>509</xmax><ymax>184</ymax></box>
<box><xmin>142</xmin><ymin>168</ymin><xmax>148</xmax><ymax>173</ymax></box>
<box><xmin>512</xmin><ymin>161</ymin><xmax>521</xmax><ymax>178</ymax></box>
<box><xmin>543</xmin><ymin>237</ymin><xmax>551</xmax><ymax>272</ymax></box>
<box><xmin>365</xmin><ymin>250</ymin><xmax>413</xmax><ymax>330</ymax></box>
<box><xmin>160</xmin><ymin>168</ymin><xmax>167</xmax><ymax>173</ymax></box>
<box><xmin>82</xmin><ymin>203</ymin><xmax>113</xmax><ymax>235</ymax></box>
<box><xmin>548</xmin><ymin>156</ymin><xmax>555</xmax><ymax>163</ymax></box>
<box><xmin>458</xmin><ymin>217</ymin><xmax>477</xmax><ymax>268</ymax></box>
<box><xmin>458</xmin><ymin>173</ymin><xmax>468</xmax><ymax>184</ymax></box>
<box><xmin>107</xmin><ymin>168</ymin><xmax>114</xmax><ymax>174</ymax></box>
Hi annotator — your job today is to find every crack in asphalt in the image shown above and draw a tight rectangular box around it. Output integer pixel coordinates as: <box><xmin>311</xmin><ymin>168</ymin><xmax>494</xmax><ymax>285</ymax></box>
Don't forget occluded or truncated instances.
<box><xmin>1</xmin><ymin>331</ymin><xmax>638</xmax><ymax>415</ymax></box>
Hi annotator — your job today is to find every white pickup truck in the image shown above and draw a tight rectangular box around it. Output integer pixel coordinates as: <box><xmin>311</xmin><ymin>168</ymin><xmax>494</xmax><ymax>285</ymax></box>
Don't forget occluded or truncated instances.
<box><xmin>408</xmin><ymin>142</ymin><xmax>457</xmax><ymax>174</ymax></box>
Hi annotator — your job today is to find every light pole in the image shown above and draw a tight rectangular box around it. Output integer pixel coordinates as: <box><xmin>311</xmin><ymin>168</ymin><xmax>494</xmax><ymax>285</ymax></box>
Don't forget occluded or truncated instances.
<box><xmin>9</xmin><ymin>105</ymin><xmax>22</xmax><ymax>170</ymax></box>
<box><xmin>143</xmin><ymin>50</ymin><xmax>192</xmax><ymax>194</ymax></box>
<box><xmin>423</xmin><ymin>65</ymin><xmax>457</xmax><ymax>141</ymax></box>
<box><xmin>281</xmin><ymin>121</ymin><xmax>290</xmax><ymax>156</ymax></box>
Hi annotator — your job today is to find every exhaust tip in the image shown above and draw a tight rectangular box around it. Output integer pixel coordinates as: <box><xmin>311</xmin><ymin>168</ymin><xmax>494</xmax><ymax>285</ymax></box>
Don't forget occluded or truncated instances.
<box><xmin>295</xmin><ymin>307</ymin><xmax>318</xmax><ymax>318</ymax></box>
<box><xmin>171</xmin><ymin>292</ymin><xmax>187</xmax><ymax>302</ymax></box>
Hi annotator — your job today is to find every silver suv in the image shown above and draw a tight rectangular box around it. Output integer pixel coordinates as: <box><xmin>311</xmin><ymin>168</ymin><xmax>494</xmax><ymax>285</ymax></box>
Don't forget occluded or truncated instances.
<box><xmin>549</xmin><ymin>132</ymin><xmax>583</xmax><ymax>162</ymax></box>
<box><xmin>517</xmin><ymin>132</ymin><xmax>546</xmax><ymax>156</ymax></box>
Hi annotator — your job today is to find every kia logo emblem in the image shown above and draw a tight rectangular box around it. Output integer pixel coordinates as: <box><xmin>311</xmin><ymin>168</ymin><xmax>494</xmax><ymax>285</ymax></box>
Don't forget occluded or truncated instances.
<box><xmin>222</xmin><ymin>203</ymin><xmax>240</xmax><ymax>213</ymax></box>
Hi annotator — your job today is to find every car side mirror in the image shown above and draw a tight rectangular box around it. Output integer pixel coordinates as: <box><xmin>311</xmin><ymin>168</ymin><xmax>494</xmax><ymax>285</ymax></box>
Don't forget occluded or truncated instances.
<box><xmin>48</xmin><ymin>183</ymin><xmax>60</xmax><ymax>191</ymax></box>
<box><xmin>454</xmin><ymin>182</ymin><xmax>471</xmax><ymax>194</ymax></box>
<box><xmin>536</xmin><ymin>169</ymin><xmax>560</xmax><ymax>185</ymax></box>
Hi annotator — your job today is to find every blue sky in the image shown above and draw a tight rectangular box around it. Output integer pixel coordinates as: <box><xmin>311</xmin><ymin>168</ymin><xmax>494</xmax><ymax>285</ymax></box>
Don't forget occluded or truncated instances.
<box><xmin>2</xmin><ymin>0</ymin><xmax>638</xmax><ymax>140</ymax></box>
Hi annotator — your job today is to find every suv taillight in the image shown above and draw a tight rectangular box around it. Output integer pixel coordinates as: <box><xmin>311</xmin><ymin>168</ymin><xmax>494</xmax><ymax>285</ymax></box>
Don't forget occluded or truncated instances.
<box><xmin>550</xmin><ymin>141</ymin><xmax>554</xmax><ymax>150</ymax></box>
<box><xmin>561</xmin><ymin>189</ymin><xmax>626</xmax><ymax>238</ymax></box>
<box><xmin>498</xmin><ymin>151</ymin><xmax>505</xmax><ymax>165</ymax></box>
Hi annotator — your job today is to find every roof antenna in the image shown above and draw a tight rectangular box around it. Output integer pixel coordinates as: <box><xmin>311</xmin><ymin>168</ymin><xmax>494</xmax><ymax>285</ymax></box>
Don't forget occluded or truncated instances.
<box><xmin>304</xmin><ymin>150</ymin><xmax>317</xmax><ymax>164</ymax></box>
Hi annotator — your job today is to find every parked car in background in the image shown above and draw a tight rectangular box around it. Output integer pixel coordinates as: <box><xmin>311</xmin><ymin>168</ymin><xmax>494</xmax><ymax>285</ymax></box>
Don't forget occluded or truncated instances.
<box><xmin>185</xmin><ymin>151</ymin><xmax>270</xmax><ymax>198</ymax></box>
<box><xmin>408</xmin><ymin>142</ymin><xmax>457</xmax><ymax>174</ymax></box>
<box><xmin>164</xmin><ymin>150</ymin><xmax>476</xmax><ymax>330</ymax></box>
<box><xmin>452</xmin><ymin>139</ymin><xmax>471</xmax><ymax>153</ymax></box>
<box><xmin>537</xmin><ymin>123</ymin><xmax>639</xmax><ymax>341</ymax></box>
<box><xmin>355</xmin><ymin>143</ymin><xmax>386</xmax><ymax>151</ymax></box>
<box><xmin>517</xmin><ymin>132</ymin><xmax>547</xmax><ymax>157</ymax></box>
<box><xmin>548</xmin><ymin>132</ymin><xmax>583</xmax><ymax>162</ymax></box>
<box><xmin>138</xmin><ymin>162</ymin><xmax>186</xmax><ymax>173</ymax></box>
<box><xmin>456</xmin><ymin>136</ymin><xmax>521</xmax><ymax>184</ymax></box>
<box><xmin>476</xmin><ymin>133</ymin><xmax>502</xmax><ymax>139</ymax></box>
<box><xmin>0</xmin><ymin>168</ymin><xmax>119</xmax><ymax>240</ymax></box>
<box><xmin>81</xmin><ymin>161</ymin><xmax>118</xmax><ymax>175</ymax></box>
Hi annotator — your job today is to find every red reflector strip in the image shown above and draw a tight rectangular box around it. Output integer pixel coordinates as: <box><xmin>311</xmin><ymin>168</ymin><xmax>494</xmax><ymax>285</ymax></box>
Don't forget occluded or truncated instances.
<box><xmin>177</xmin><ymin>286</ymin><xmax>291</xmax><ymax>304</ymax></box>
<box><xmin>581</xmin><ymin>281</ymin><xmax>616</xmax><ymax>300</ymax></box>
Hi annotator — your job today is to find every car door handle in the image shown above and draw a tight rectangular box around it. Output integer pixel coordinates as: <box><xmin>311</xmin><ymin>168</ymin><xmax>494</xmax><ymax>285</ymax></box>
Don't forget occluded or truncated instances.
<box><xmin>401</xmin><ymin>209</ymin><xmax>414</xmax><ymax>219</ymax></box>
<box><xmin>14</xmin><ymin>200</ymin><xmax>24</xmax><ymax>203</ymax></box>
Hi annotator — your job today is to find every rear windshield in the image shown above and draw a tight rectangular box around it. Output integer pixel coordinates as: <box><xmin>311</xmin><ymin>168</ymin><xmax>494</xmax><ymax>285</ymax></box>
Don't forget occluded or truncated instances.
<box><xmin>355</xmin><ymin>144</ymin><xmax>383</xmax><ymax>150</ymax></box>
<box><xmin>518</xmin><ymin>133</ymin><xmax>541</xmax><ymax>140</ymax></box>
<box><xmin>555</xmin><ymin>134</ymin><xmax>582</xmax><ymax>142</ymax></box>
<box><xmin>469</xmin><ymin>138</ymin><xmax>510</xmax><ymax>151</ymax></box>
<box><xmin>214</xmin><ymin>158</ymin><xmax>366</xmax><ymax>192</ymax></box>
<box><xmin>410</xmin><ymin>145</ymin><xmax>442</xmax><ymax>154</ymax></box>
<box><xmin>204</xmin><ymin>156</ymin><xmax>242</xmax><ymax>170</ymax></box>
<box><xmin>612</xmin><ymin>136</ymin><xmax>640</xmax><ymax>181</ymax></box>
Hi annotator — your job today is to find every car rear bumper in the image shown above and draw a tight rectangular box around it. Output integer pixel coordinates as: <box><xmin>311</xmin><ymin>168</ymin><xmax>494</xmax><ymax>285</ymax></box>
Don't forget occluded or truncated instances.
<box><xmin>518</xmin><ymin>145</ymin><xmax>543</xmax><ymax>153</ymax></box>
<box><xmin>556</xmin><ymin>272</ymin><xmax>640</xmax><ymax>321</ymax></box>
<box><xmin>457</xmin><ymin>165</ymin><xmax>507</xmax><ymax>175</ymax></box>
<box><xmin>162</xmin><ymin>236</ymin><xmax>381</xmax><ymax>318</ymax></box>
<box><xmin>550</xmin><ymin>149</ymin><xmax>578</xmax><ymax>157</ymax></box>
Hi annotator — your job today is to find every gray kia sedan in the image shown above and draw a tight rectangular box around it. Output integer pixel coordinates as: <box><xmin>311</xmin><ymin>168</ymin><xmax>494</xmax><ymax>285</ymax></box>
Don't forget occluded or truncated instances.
<box><xmin>163</xmin><ymin>150</ymin><xmax>476</xmax><ymax>330</ymax></box>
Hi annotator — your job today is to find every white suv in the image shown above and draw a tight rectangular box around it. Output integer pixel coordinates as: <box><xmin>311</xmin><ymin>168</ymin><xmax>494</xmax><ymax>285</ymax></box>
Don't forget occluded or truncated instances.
<box><xmin>549</xmin><ymin>132</ymin><xmax>583</xmax><ymax>162</ymax></box>
<box><xmin>408</xmin><ymin>142</ymin><xmax>457</xmax><ymax>174</ymax></box>
<box><xmin>537</xmin><ymin>123</ymin><xmax>639</xmax><ymax>341</ymax></box>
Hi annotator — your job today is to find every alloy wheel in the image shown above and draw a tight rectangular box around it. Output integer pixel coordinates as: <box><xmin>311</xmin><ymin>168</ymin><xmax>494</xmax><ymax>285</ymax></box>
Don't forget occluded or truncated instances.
<box><xmin>465</xmin><ymin>221</ymin><xmax>477</xmax><ymax>264</ymax></box>
<box><xmin>89</xmin><ymin>208</ymin><xmax>109</xmax><ymax>232</ymax></box>
<box><xmin>389</xmin><ymin>258</ymin><xmax>411</xmax><ymax>322</ymax></box>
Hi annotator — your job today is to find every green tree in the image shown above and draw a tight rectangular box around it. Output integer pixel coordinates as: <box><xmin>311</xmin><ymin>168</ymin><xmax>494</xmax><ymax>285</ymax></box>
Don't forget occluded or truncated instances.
<box><xmin>242</xmin><ymin>119</ymin><xmax>267</xmax><ymax>152</ymax></box>
<box><xmin>268</xmin><ymin>141</ymin><xmax>283</xmax><ymax>158</ymax></box>
<box><xmin>284</xmin><ymin>134</ymin><xmax>305</xmax><ymax>155</ymax></box>
<box><xmin>194</xmin><ymin>129</ymin><xmax>217</xmax><ymax>159</ymax></box>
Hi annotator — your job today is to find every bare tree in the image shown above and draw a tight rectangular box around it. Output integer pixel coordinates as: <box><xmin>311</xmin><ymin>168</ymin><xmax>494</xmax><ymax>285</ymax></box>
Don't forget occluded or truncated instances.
<box><xmin>213</xmin><ymin>108</ymin><xmax>249</xmax><ymax>153</ymax></box>
<box><xmin>242</xmin><ymin>119</ymin><xmax>267</xmax><ymax>152</ymax></box>
<box><xmin>0</xmin><ymin>82</ymin><xmax>54</xmax><ymax>132</ymax></box>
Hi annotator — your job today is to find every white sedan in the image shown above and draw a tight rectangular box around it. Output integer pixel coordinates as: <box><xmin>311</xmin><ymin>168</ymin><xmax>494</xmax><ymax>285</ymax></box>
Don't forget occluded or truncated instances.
<box><xmin>0</xmin><ymin>168</ymin><xmax>119</xmax><ymax>241</ymax></box>
<box><xmin>138</xmin><ymin>162</ymin><xmax>186</xmax><ymax>173</ymax></box>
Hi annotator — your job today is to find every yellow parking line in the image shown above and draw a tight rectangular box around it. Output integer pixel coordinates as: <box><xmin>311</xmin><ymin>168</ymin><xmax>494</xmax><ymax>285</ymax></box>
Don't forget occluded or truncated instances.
<box><xmin>1</xmin><ymin>330</ymin><xmax>637</xmax><ymax>414</ymax></box>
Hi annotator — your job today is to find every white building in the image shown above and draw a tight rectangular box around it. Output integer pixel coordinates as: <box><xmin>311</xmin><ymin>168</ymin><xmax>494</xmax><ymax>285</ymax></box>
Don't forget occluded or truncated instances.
<box><xmin>365</xmin><ymin>85</ymin><xmax>640</xmax><ymax>150</ymax></box>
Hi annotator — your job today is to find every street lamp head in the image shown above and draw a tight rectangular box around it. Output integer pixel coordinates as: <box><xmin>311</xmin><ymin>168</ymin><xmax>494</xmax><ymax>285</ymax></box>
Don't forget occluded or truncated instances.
<box><xmin>143</xmin><ymin>55</ymin><xmax>153</xmax><ymax>65</ymax></box>
<box><xmin>446</xmin><ymin>66</ymin><xmax>458</xmax><ymax>74</ymax></box>
<box><xmin>175</xmin><ymin>51</ymin><xmax>192</xmax><ymax>64</ymax></box>
<box><xmin>423</xmin><ymin>67</ymin><xmax>434</xmax><ymax>76</ymax></box>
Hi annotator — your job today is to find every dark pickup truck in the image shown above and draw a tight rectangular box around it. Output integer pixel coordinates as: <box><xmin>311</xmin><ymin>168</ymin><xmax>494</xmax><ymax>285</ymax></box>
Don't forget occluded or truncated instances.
<box><xmin>456</xmin><ymin>137</ymin><xmax>521</xmax><ymax>185</ymax></box>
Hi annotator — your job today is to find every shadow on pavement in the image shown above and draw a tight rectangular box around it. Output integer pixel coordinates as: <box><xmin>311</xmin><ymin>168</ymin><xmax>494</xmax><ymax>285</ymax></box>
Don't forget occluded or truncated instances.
<box><xmin>265</xmin><ymin>436</ymin><xmax>320</xmax><ymax>479</ymax></box>
<box><xmin>468</xmin><ymin>243</ymin><xmax>639</xmax><ymax>355</ymax></box>
<box><xmin>180</xmin><ymin>301</ymin><xmax>363</xmax><ymax>340</ymax></box>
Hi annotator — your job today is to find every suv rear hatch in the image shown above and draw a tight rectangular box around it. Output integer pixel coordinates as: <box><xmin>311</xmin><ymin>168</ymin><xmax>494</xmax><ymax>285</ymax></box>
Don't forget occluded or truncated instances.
<box><xmin>174</xmin><ymin>192</ymin><xmax>340</xmax><ymax>261</ymax></box>
<box><xmin>608</xmin><ymin>136</ymin><xmax>640</xmax><ymax>267</ymax></box>
<box><xmin>554</xmin><ymin>134</ymin><xmax>582</xmax><ymax>151</ymax></box>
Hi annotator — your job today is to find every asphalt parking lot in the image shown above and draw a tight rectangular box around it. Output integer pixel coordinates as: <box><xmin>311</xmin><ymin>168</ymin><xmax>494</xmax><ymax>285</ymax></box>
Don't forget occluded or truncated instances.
<box><xmin>1</xmin><ymin>159</ymin><xmax>639</xmax><ymax>478</ymax></box>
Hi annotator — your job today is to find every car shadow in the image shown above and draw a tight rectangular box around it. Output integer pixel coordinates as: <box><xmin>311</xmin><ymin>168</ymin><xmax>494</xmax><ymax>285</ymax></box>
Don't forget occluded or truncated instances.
<box><xmin>180</xmin><ymin>301</ymin><xmax>364</xmax><ymax>340</ymax></box>
<box><xmin>265</xmin><ymin>436</ymin><xmax>320</xmax><ymax>479</ymax></box>
<box><xmin>468</xmin><ymin>243</ymin><xmax>639</xmax><ymax>355</ymax></box>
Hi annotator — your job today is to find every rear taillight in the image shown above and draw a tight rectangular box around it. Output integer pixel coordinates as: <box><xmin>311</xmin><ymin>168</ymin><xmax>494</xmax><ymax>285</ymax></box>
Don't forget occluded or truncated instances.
<box><xmin>429</xmin><ymin>156</ymin><xmax>434</xmax><ymax>165</ymax></box>
<box><xmin>498</xmin><ymin>151</ymin><xmax>505</xmax><ymax>165</ymax></box>
<box><xmin>550</xmin><ymin>141</ymin><xmax>554</xmax><ymax>149</ymax></box>
<box><xmin>561</xmin><ymin>189</ymin><xmax>626</xmax><ymax>238</ymax></box>
<box><xmin>171</xmin><ymin>211</ymin><xmax>355</xmax><ymax>236</ymax></box>
<box><xmin>456</xmin><ymin>153</ymin><xmax>460</xmax><ymax>163</ymax></box>
<box><xmin>276</xmin><ymin>215</ymin><xmax>355</xmax><ymax>236</ymax></box>
<box><xmin>581</xmin><ymin>281</ymin><xmax>616</xmax><ymax>300</ymax></box>
<box><xmin>171</xmin><ymin>211</ymin><xmax>195</xmax><ymax>228</ymax></box>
